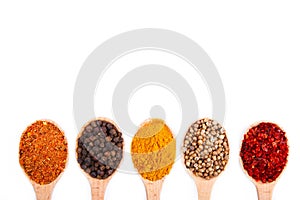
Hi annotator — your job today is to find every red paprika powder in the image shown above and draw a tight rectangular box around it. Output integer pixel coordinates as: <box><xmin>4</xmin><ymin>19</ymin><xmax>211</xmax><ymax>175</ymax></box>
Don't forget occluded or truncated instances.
<box><xmin>240</xmin><ymin>122</ymin><xmax>288</xmax><ymax>183</ymax></box>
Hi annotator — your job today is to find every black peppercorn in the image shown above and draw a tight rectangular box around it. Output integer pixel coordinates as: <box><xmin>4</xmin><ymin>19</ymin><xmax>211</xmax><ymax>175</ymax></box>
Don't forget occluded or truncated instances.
<box><xmin>76</xmin><ymin>118</ymin><xmax>124</xmax><ymax>179</ymax></box>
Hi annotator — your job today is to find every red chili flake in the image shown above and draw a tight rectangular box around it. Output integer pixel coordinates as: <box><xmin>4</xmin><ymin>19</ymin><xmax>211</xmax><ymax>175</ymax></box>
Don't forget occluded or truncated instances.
<box><xmin>19</xmin><ymin>120</ymin><xmax>68</xmax><ymax>185</ymax></box>
<box><xmin>240</xmin><ymin>122</ymin><xmax>288</xmax><ymax>183</ymax></box>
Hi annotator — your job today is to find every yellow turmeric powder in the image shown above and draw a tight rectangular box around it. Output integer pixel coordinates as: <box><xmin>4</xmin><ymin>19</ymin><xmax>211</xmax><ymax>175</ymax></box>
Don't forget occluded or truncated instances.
<box><xmin>131</xmin><ymin>118</ymin><xmax>176</xmax><ymax>181</ymax></box>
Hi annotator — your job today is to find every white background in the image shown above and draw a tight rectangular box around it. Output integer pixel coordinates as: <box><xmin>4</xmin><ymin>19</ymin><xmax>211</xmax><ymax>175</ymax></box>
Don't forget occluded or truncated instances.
<box><xmin>1</xmin><ymin>1</ymin><xmax>300</xmax><ymax>199</ymax></box>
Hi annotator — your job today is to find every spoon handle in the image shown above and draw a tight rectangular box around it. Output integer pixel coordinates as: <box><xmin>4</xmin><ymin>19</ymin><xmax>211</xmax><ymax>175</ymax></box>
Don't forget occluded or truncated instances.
<box><xmin>89</xmin><ymin>178</ymin><xmax>110</xmax><ymax>200</ymax></box>
<box><xmin>143</xmin><ymin>179</ymin><xmax>164</xmax><ymax>200</ymax></box>
<box><xmin>256</xmin><ymin>183</ymin><xmax>275</xmax><ymax>200</ymax></box>
<box><xmin>194</xmin><ymin>178</ymin><xmax>216</xmax><ymax>200</ymax></box>
<box><xmin>32</xmin><ymin>183</ymin><xmax>55</xmax><ymax>200</ymax></box>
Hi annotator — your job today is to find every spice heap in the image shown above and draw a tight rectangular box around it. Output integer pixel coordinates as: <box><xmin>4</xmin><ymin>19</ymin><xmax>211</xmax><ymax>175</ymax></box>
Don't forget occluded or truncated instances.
<box><xmin>19</xmin><ymin>120</ymin><xmax>68</xmax><ymax>185</ymax></box>
<box><xmin>183</xmin><ymin>118</ymin><xmax>229</xmax><ymax>180</ymax></box>
<box><xmin>240</xmin><ymin>122</ymin><xmax>289</xmax><ymax>183</ymax></box>
<box><xmin>77</xmin><ymin>119</ymin><xmax>124</xmax><ymax>179</ymax></box>
<box><xmin>131</xmin><ymin>119</ymin><xmax>176</xmax><ymax>181</ymax></box>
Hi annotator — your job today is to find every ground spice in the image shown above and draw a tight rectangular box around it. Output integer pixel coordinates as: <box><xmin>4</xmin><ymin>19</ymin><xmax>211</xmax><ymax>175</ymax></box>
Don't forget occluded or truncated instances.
<box><xmin>240</xmin><ymin>122</ymin><xmax>289</xmax><ymax>183</ymax></box>
<box><xmin>76</xmin><ymin>118</ymin><xmax>124</xmax><ymax>179</ymax></box>
<box><xmin>19</xmin><ymin>120</ymin><xmax>68</xmax><ymax>185</ymax></box>
<box><xmin>183</xmin><ymin>118</ymin><xmax>229</xmax><ymax>179</ymax></box>
<box><xmin>131</xmin><ymin>118</ymin><xmax>176</xmax><ymax>181</ymax></box>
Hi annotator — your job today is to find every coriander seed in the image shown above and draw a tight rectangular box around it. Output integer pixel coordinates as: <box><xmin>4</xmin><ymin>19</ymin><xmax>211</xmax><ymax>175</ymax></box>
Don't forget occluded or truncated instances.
<box><xmin>240</xmin><ymin>122</ymin><xmax>288</xmax><ymax>183</ymax></box>
<box><xmin>183</xmin><ymin>118</ymin><xmax>229</xmax><ymax>179</ymax></box>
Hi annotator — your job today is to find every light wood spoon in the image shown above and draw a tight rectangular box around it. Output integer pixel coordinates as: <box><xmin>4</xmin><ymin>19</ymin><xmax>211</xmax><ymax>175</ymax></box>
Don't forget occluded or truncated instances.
<box><xmin>19</xmin><ymin>119</ymin><xmax>68</xmax><ymax>200</ymax></box>
<box><xmin>142</xmin><ymin>178</ymin><xmax>164</xmax><ymax>200</ymax></box>
<box><xmin>76</xmin><ymin>117</ymin><xmax>124</xmax><ymax>200</ymax></box>
<box><xmin>183</xmin><ymin>118</ymin><xmax>229</xmax><ymax>200</ymax></box>
<box><xmin>184</xmin><ymin>165</ymin><xmax>218</xmax><ymax>200</ymax></box>
<box><xmin>254</xmin><ymin>181</ymin><xmax>276</xmax><ymax>200</ymax></box>
<box><xmin>240</xmin><ymin>121</ymin><xmax>289</xmax><ymax>200</ymax></box>
<box><xmin>31</xmin><ymin>180</ymin><xmax>59</xmax><ymax>200</ymax></box>
<box><xmin>86</xmin><ymin>175</ymin><xmax>113</xmax><ymax>200</ymax></box>
<box><xmin>191</xmin><ymin>176</ymin><xmax>217</xmax><ymax>200</ymax></box>
<box><xmin>131</xmin><ymin>118</ymin><xmax>176</xmax><ymax>200</ymax></box>
<box><xmin>240</xmin><ymin>165</ymin><xmax>278</xmax><ymax>200</ymax></box>
<box><xmin>185</xmin><ymin>166</ymin><xmax>220</xmax><ymax>200</ymax></box>
<box><xmin>240</xmin><ymin>158</ymin><xmax>278</xmax><ymax>200</ymax></box>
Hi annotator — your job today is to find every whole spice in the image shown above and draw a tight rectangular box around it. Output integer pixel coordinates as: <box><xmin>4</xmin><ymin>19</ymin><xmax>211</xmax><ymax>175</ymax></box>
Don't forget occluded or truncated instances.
<box><xmin>240</xmin><ymin>122</ymin><xmax>288</xmax><ymax>183</ymax></box>
<box><xmin>76</xmin><ymin>118</ymin><xmax>124</xmax><ymax>179</ymax></box>
<box><xmin>19</xmin><ymin>120</ymin><xmax>68</xmax><ymax>185</ymax></box>
<box><xmin>131</xmin><ymin>118</ymin><xmax>176</xmax><ymax>181</ymax></box>
<box><xmin>183</xmin><ymin>118</ymin><xmax>229</xmax><ymax>179</ymax></box>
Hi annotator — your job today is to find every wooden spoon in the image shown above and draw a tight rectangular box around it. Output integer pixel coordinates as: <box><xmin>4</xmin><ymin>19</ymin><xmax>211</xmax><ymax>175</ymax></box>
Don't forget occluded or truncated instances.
<box><xmin>184</xmin><ymin>160</ymin><xmax>218</xmax><ymax>200</ymax></box>
<box><xmin>191</xmin><ymin>175</ymin><xmax>217</xmax><ymax>200</ymax></box>
<box><xmin>19</xmin><ymin>119</ymin><xmax>68</xmax><ymax>200</ymax></box>
<box><xmin>86</xmin><ymin>175</ymin><xmax>113</xmax><ymax>200</ymax></box>
<box><xmin>131</xmin><ymin>118</ymin><xmax>176</xmax><ymax>200</ymax></box>
<box><xmin>240</xmin><ymin>159</ymin><xmax>278</xmax><ymax>200</ymax></box>
<box><xmin>182</xmin><ymin>118</ymin><xmax>229</xmax><ymax>200</ymax></box>
<box><xmin>31</xmin><ymin>180</ymin><xmax>59</xmax><ymax>200</ymax></box>
<box><xmin>240</xmin><ymin>121</ymin><xmax>289</xmax><ymax>200</ymax></box>
<box><xmin>254</xmin><ymin>181</ymin><xmax>276</xmax><ymax>200</ymax></box>
<box><xmin>239</xmin><ymin>164</ymin><xmax>278</xmax><ymax>200</ymax></box>
<box><xmin>76</xmin><ymin>117</ymin><xmax>124</xmax><ymax>200</ymax></box>
<box><xmin>142</xmin><ymin>178</ymin><xmax>164</xmax><ymax>200</ymax></box>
